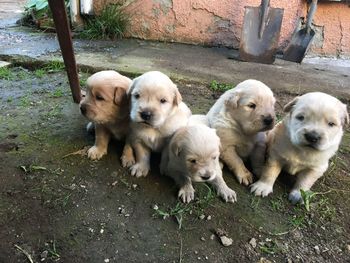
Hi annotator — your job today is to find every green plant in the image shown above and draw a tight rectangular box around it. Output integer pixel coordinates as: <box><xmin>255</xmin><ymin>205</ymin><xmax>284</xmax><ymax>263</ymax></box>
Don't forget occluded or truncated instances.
<box><xmin>0</xmin><ymin>67</ymin><xmax>13</xmax><ymax>80</ymax></box>
<box><xmin>210</xmin><ymin>80</ymin><xmax>233</xmax><ymax>92</ymax></box>
<box><xmin>259</xmin><ymin>240</ymin><xmax>280</xmax><ymax>255</ymax></box>
<box><xmin>35</xmin><ymin>68</ymin><xmax>46</xmax><ymax>78</ymax></box>
<box><xmin>300</xmin><ymin>190</ymin><xmax>317</xmax><ymax>212</ymax></box>
<box><xmin>44</xmin><ymin>60</ymin><xmax>65</xmax><ymax>72</ymax></box>
<box><xmin>51</xmin><ymin>88</ymin><xmax>64</xmax><ymax>98</ymax></box>
<box><xmin>79</xmin><ymin>4</ymin><xmax>129</xmax><ymax>40</ymax></box>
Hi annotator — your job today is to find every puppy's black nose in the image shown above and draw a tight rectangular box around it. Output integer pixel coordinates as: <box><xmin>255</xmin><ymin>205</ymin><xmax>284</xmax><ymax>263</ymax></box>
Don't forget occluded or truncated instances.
<box><xmin>80</xmin><ymin>104</ymin><xmax>87</xmax><ymax>115</ymax></box>
<box><xmin>201</xmin><ymin>172</ymin><xmax>212</xmax><ymax>181</ymax></box>
<box><xmin>304</xmin><ymin>131</ymin><xmax>321</xmax><ymax>144</ymax></box>
<box><xmin>263</xmin><ymin>116</ymin><xmax>274</xmax><ymax>126</ymax></box>
<box><xmin>140</xmin><ymin>111</ymin><xmax>152</xmax><ymax>121</ymax></box>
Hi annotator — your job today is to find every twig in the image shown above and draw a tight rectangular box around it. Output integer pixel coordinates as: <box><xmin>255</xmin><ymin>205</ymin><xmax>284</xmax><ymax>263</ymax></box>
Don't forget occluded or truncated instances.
<box><xmin>241</xmin><ymin>218</ymin><xmax>298</xmax><ymax>236</ymax></box>
<box><xmin>178</xmin><ymin>237</ymin><xmax>183</xmax><ymax>263</ymax></box>
<box><xmin>14</xmin><ymin>244</ymin><xmax>34</xmax><ymax>263</ymax></box>
<box><xmin>62</xmin><ymin>146</ymin><xmax>89</xmax><ymax>159</ymax></box>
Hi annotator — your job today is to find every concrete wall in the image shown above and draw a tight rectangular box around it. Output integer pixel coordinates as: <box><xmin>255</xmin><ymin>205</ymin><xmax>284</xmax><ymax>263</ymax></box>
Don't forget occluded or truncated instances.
<box><xmin>92</xmin><ymin>0</ymin><xmax>350</xmax><ymax>57</ymax></box>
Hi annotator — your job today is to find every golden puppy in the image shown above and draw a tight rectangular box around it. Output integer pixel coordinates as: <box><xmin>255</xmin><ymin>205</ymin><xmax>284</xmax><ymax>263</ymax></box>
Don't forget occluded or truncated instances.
<box><xmin>207</xmin><ymin>79</ymin><xmax>276</xmax><ymax>185</ymax></box>
<box><xmin>160</xmin><ymin>122</ymin><xmax>237</xmax><ymax>203</ymax></box>
<box><xmin>250</xmin><ymin>92</ymin><xmax>349</xmax><ymax>203</ymax></box>
<box><xmin>79</xmin><ymin>70</ymin><xmax>133</xmax><ymax>160</ymax></box>
<box><xmin>122</xmin><ymin>71</ymin><xmax>191</xmax><ymax>177</ymax></box>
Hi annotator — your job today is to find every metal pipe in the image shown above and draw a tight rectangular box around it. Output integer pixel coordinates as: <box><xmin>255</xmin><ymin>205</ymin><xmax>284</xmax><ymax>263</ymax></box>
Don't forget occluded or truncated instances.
<box><xmin>48</xmin><ymin>0</ymin><xmax>81</xmax><ymax>103</ymax></box>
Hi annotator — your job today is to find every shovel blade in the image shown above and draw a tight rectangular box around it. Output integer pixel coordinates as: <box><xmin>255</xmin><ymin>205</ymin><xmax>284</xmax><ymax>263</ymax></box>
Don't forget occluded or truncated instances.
<box><xmin>283</xmin><ymin>28</ymin><xmax>316</xmax><ymax>63</ymax></box>
<box><xmin>239</xmin><ymin>6</ymin><xmax>284</xmax><ymax>64</ymax></box>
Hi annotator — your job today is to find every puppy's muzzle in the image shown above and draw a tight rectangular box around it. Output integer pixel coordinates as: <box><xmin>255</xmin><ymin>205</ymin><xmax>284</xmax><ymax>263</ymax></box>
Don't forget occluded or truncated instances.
<box><xmin>80</xmin><ymin>104</ymin><xmax>87</xmax><ymax>116</ymax></box>
<box><xmin>200</xmin><ymin>171</ymin><xmax>214</xmax><ymax>181</ymax></box>
<box><xmin>263</xmin><ymin>115</ymin><xmax>274</xmax><ymax>126</ymax></box>
<box><xmin>140</xmin><ymin>111</ymin><xmax>153</xmax><ymax>121</ymax></box>
<box><xmin>304</xmin><ymin>131</ymin><xmax>321</xmax><ymax>145</ymax></box>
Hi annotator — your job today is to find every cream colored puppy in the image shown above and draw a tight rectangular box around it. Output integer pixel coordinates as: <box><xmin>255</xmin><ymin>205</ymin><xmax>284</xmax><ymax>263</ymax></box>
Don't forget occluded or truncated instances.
<box><xmin>160</xmin><ymin>121</ymin><xmax>237</xmax><ymax>203</ymax></box>
<box><xmin>207</xmin><ymin>79</ymin><xmax>276</xmax><ymax>185</ymax></box>
<box><xmin>250</xmin><ymin>92</ymin><xmax>349</xmax><ymax>203</ymax></box>
<box><xmin>79</xmin><ymin>70</ymin><xmax>133</xmax><ymax>161</ymax></box>
<box><xmin>122</xmin><ymin>71</ymin><xmax>191</xmax><ymax>177</ymax></box>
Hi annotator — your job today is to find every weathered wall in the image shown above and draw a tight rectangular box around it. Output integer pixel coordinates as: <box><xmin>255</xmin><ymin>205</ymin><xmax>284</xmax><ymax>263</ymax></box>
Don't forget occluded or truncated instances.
<box><xmin>92</xmin><ymin>0</ymin><xmax>350</xmax><ymax>57</ymax></box>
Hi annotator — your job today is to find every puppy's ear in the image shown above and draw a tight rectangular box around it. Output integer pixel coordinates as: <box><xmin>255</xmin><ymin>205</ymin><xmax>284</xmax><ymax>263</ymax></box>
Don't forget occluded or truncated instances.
<box><xmin>283</xmin><ymin>97</ymin><xmax>299</xmax><ymax>113</ymax></box>
<box><xmin>224</xmin><ymin>92</ymin><xmax>240</xmax><ymax>109</ymax></box>
<box><xmin>341</xmin><ymin>103</ymin><xmax>349</xmax><ymax>126</ymax></box>
<box><xmin>170</xmin><ymin>140</ymin><xmax>182</xmax><ymax>156</ymax></box>
<box><xmin>127</xmin><ymin>77</ymin><xmax>140</xmax><ymax>98</ymax></box>
<box><xmin>113</xmin><ymin>87</ymin><xmax>127</xmax><ymax>105</ymax></box>
<box><xmin>173</xmin><ymin>86</ymin><xmax>182</xmax><ymax>106</ymax></box>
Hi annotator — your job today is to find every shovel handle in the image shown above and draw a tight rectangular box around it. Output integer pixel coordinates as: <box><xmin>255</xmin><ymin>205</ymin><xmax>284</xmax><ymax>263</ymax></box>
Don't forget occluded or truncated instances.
<box><xmin>259</xmin><ymin>0</ymin><xmax>270</xmax><ymax>38</ymax></box>
<box><xmin>306</xmin><ymin>0</ymin><xmax>318</xmax><ymax>33</ymax></box>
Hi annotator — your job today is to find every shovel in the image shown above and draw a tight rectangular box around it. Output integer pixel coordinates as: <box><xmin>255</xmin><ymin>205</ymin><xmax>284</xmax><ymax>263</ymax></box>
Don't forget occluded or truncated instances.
<box><xmin>239</xmin><ymin>0</ymin><xmax>284</xmax><ymax>64</ymax></box>
<box><xmin>283</xmin><ymin>0</ymin><xmax>318</xmax><ymax>63</ymax></box>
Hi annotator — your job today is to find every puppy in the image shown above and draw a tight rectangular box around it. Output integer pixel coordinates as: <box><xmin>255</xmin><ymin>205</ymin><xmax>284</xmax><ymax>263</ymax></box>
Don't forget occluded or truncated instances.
<box><xmin>160</xmin><ymin>121</ymin><xmax>237</xmax><ymax>203</ymax></box>
<box><xmin>122</xmin><ymin>71</ymin><xmax>191</xmax><ymax>177</ymax></box>
<box><xmin>207</xmin><ymin>79</ymin><xmax>276</xmax><ymax>185</ymax></box>
<box><xmin>250</xmin><ymin>92</ymin><xmax>349</xmax><ymax>203</ymax></box>
<box><xmin>79</xmin><ymin>70</ymin><xmax>133</xmax><ymax>161</ymax></box>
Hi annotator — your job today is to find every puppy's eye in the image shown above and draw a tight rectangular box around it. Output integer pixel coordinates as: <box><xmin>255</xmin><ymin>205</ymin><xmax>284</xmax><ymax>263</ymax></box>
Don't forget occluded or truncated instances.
<box><xmin>212</xmin><ymin>156</ymin><xmax>217</xmax><ymax>160</ymax></box>
<box><xmin>188</xmin><ymin>159</ymin><xmax>197</xmax><ymax>164</ymax></box>
<box><xmin>134</xmin><ymin>94</ymin><xmax>140</xmax><ymax>99</ymax></box>
<box><xmin>96</xmin><ymin>95</ymin><xmax>104</xmax><ymax>101</ymax></box>
<box><xmin>296</xmin><ymin>115</ymin><xmax>304</xmax><ymax>121</ymax></box>
<box><xmin>248</xmin><ymin>103</ymin><xmax>256</xmax><ymax>109</ymax></box>
<box><xmin>160</xmin><ymin>98</ymin><xmax>167</xmax><ymax>104</ymax></box>
<box><xmin>328</xmin><ymin>122</ymin><xmax>336</xmax><ymax>127</ymax></box>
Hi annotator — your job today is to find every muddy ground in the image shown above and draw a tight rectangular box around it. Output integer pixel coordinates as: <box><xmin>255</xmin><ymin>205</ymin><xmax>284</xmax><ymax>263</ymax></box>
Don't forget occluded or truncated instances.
<box><xmin>0</xmin><ymin>66</ymin><xmax>349</xmax><ymax>263</ymax></box>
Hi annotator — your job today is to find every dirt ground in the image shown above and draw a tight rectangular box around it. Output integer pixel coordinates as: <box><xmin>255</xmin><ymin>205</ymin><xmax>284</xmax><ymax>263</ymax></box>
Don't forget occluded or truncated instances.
<box><xmin>0</xmin><ymin>66</ymin><xmax>350</xmax><ymax>263</ymax></box>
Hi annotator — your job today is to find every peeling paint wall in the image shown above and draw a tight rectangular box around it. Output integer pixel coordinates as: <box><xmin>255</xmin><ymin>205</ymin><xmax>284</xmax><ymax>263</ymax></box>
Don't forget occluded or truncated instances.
<box><xmin>92</xmin><ymin>0</ymin><xmax>350</xmax><ymax>57</ymax></box>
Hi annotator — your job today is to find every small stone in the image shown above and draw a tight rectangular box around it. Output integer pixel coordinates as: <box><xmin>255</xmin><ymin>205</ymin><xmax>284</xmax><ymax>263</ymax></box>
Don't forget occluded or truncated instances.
<box><xmin>124</xmin><ymin>214</ymin><xmax>130</xmax><ymax>217</ymax></box>
<box><xmin>286</xmin><ymin>259</ymin><xmax>292</xmax><ymax>263</ymax></box>
<box><xmin>249</xmin><ymin>238</ymin><xmax>257</xmax><ymax>248</ymax></box>
<box><xmin>205</xmin><ymin>256</ymin><xmax>209</xmax><ymax>260</ymax></box>
<box><xmin>210</xmin><ymin>234</ymin><xmax>215</xmax><ymax>240</ymax></box>
<box><xmin>152</xmin><ymin>204</ymin><xmax>159</xmax><ymax>210</ymax></box>
<box><xmin>347</xmin><ymin>244</ymin><xmax>350</xmax><ymax>251</ymax></box>
<box><xmin>104</xmin><ymin>259</ymin><xmax>109</xmax><ymax>263</ymax></box>
<box><xmin>194</xmin><ymin>250</ymin><xmax>198</xmax><ymax>255</ymax></box>
<box><xmin>199</xmin><ymin>214</ymin><xmax>205</xmax><ymax>220</ymax></box>
<box><xmin>258</xmin><ymin>258</ymin><xmax>272</xmax><ymax>263</ymax></box>
<box><xmin>100</xmin><ymin>229</ymin><xmax>104</xmax><ymax>234</ymax></box>
<box><xmin>40</xmin><ymin>250</ymin><xmax>48</xmax><ymax>260</ymax></box>
<box><xmin>206</xmin><ymin>215</ymin><xmax>211</xmax><ymax>220</ymax></box>
<box><xmin>314</xmin><ymin>245</ymin><xmax>320</xmax><ymax>255</ymax></box>
<box><xmin>220</xmin><ymin>236</ymin><xmax>233</xmax><ymax>247</ymax></box>
<box><xmin>200</xmin><ymin>237</ymin><xmax>205</xmax><ymax>241</ymax></box>
<box><xmin>197</xmin><ymin>257</ymin><xmax>201</xmax><ymax>260</ymax></box>
<box><xmin>132</xmin><ymin>184</ymin><xmax>138</xmax><ymax>189</ymax></box>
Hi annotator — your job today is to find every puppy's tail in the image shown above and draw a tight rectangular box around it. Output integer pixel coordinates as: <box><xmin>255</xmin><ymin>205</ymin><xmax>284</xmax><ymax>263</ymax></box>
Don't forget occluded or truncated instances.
<box><xmin>86</xmin><ymin>122</ymin><xmax>95</xmax><ymax>134</ymax></box>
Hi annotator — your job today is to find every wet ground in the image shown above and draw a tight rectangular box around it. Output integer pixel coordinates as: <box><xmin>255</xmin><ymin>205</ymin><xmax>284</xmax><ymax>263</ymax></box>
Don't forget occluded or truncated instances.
<box><xmin>0</xmin><ymin>66</ymin><xmax>350</xmax><ymax>263</ymax></box>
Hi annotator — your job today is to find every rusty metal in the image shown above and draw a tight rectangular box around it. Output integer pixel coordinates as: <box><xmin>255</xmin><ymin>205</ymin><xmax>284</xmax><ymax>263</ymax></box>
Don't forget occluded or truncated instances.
<box><xmin>48</xmin><ymin>0</ymin><xmax>81</xmax><ymax>103</ymax></box>
<box><xmin>283</xmin><ymin>0</ymin><xmax>318</xmax><ymax>63</ymax></box>
<box><xmin>239</xmin><ymin>0</ymin><xmax>284</xmax><ymax>64</ymax></box>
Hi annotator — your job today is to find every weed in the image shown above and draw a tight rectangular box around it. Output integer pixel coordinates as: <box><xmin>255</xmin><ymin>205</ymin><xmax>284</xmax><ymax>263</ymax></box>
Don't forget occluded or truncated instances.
<box><xmin>79</xmin><ymin>4</ymin><xmax>129</xmax><ymax>40</ymax></box>
<box><xmin>209</xmin><ymin>80</ymin><xmax>233</xmax><ymax>92</ymax></box>
<box><xmin>300</xmin><ymin>190</ymin><xmax>316</xmax><ymax>212</ymax></box>
<box><xmin>289</xmin><ymin>214</ymin><xmax>305</xmax><ymax>228</ymax></box>
<box><xmin>17</xmin><ymin>69</ymin><xmax>30</xmax><ymax>80</ymax></box>
<box><xmin>259</xmin><ymin>240</ymin><xmax>280</xmax><ymax>255</ymax></box>
<box><xmin>0</xmin><ymin>67</ymin><xmax>13</xmax><ymax>80</ymax></box>
<box><xmin>51</xmin><ymin>88</ymin><xmax>64</xmax><ymax>98</ymax></box>
<box><xmin>45</xmin><ymin>60</ymin><xmax>65</xmax><ymax>72</ymax></box>
<box><xmin>19</xmin><ymin>95</ymin><xmax>31</xmax><ymax>107</ymax></box>
<box><xmin>250</xmin><ymin>196</ymin><xmax>261</xmax><ymax>210</ymax></box>
<box><xmin>270</xmin><ymin>196</ymin><xmax>284</xmax><ymax>212</ymax></box>
<box><xmin>35</xmin><ymin>68</ymin><xmax>46</xmax><ymax>78</ymax></box>
<box><xmin>6</xmin><ymin>96</ymin><xmax>13</xmax><ymax>103</ymax></box>
<box><xmin>47</xmin><ymin>239</ymin><xmax>60</xmax><ymax>260</ymax></box>
<box><xmin>79</xmin><ymin>76</ymin><xmax>87</xmax><ymax>88</ymax></box>
<box><xmin>153</xmin><ymin>184</ymin><xmax>216</xmax><ymax>229</ymax></box>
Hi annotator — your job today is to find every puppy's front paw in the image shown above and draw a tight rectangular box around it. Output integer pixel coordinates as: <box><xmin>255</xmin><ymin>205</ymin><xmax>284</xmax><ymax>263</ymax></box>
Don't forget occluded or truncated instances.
<box><xmin>178</xmin><ymin>184</ymin><xmax>195</xmax><ymax>203</ymax></box>
<box><xmin>218</xmin><ymin>186</ymin><xmax>237</xmax><ymax>203</ymax></box>
<box><xmin>250</xmin><ymin>180</ymin><xmax>273</xmax><ymax>197</ymax></box>
<box><xmin>289</xmin><ymin>190</ymin><xmax>303</xmax><ymax>204</ymax></box>
<box><xmin>130</xmin><ymin>163</ymin><xmax>150</xmax><ymax>177</ymax></box>
<box><xmin>87</xmin><ymin>146</ymin><xmax>106</xmax><ymax>160</ymax></box>
<box><xmin>236</xmin><ymin>169</ymin><xmax>253</xmax><ymax>186</ymax></box>
<box><xmin>121</xmin><ymin>152</ymin><xmax>135</xmax><ymax>168</ymax></box>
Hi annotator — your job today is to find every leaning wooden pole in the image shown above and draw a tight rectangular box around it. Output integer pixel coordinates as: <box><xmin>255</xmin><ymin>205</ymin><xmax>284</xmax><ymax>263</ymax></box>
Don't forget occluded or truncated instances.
<box><xmin>48</xmin><ymin>0</ymin><xmax>81</xmax><ymax>103</ymax></box>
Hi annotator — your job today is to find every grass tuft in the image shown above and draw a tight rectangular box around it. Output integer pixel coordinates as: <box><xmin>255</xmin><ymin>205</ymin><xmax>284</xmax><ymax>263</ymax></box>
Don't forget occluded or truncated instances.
<box><xmin>209</xmin><ymin>80</ymin><xmax>233</xmax><ymax>92</ymax></box>
<box><xmin>79</xmin><ymin>4</ymin><xmax>129</xmax><ymax>40</ymax></box>
<box><xmin>0</xmin><ymin>67</ymin><xmax>13</xmax><ymax>80</ymax></box>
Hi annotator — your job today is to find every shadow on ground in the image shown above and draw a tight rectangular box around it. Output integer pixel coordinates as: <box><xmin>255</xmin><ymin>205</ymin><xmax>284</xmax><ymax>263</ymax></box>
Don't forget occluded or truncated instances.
<box><xmin>0</xmin><ymin>66</ymin><xmax>349</xmax><ymax>262</ymax></box>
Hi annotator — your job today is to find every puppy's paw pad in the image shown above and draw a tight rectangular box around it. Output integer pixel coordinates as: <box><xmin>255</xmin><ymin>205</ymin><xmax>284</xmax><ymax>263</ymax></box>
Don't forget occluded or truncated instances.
<box><xmin>121</xmin><ymin>154</ymin><xmax>135</xmax><ymax>168</ymax></box>
<box><xmin>130</xmin><ymin>163</ymin><xmax>149</xmax><ymax>177</ymax></box>
<box><xmin>218</xmin><ymin>187</ymin><xmax>237</xmax><ymax>203</ymax></box>
<box><xmin>237</xmin><ymin>171</ymin><xmax>253</xmax><ymax>186</ymax></box>
<box><xmin>289</xmin><ymin>190</ymin><xmax>303</xmax><ymax>205</ymax></box>
<box><xmin>178</xmin><ymin>185</ymin><xmax>195</xmax><ymax>203</ymax></box>
<box><xmin>87</xmin><ymin>146</ymin><xmax>106</xmax><ymax>160</ymax></box>
<box><xmin>250</xmin><ymin>181</ymin><xmax>273</xmax><ymax>197</ymax></box>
